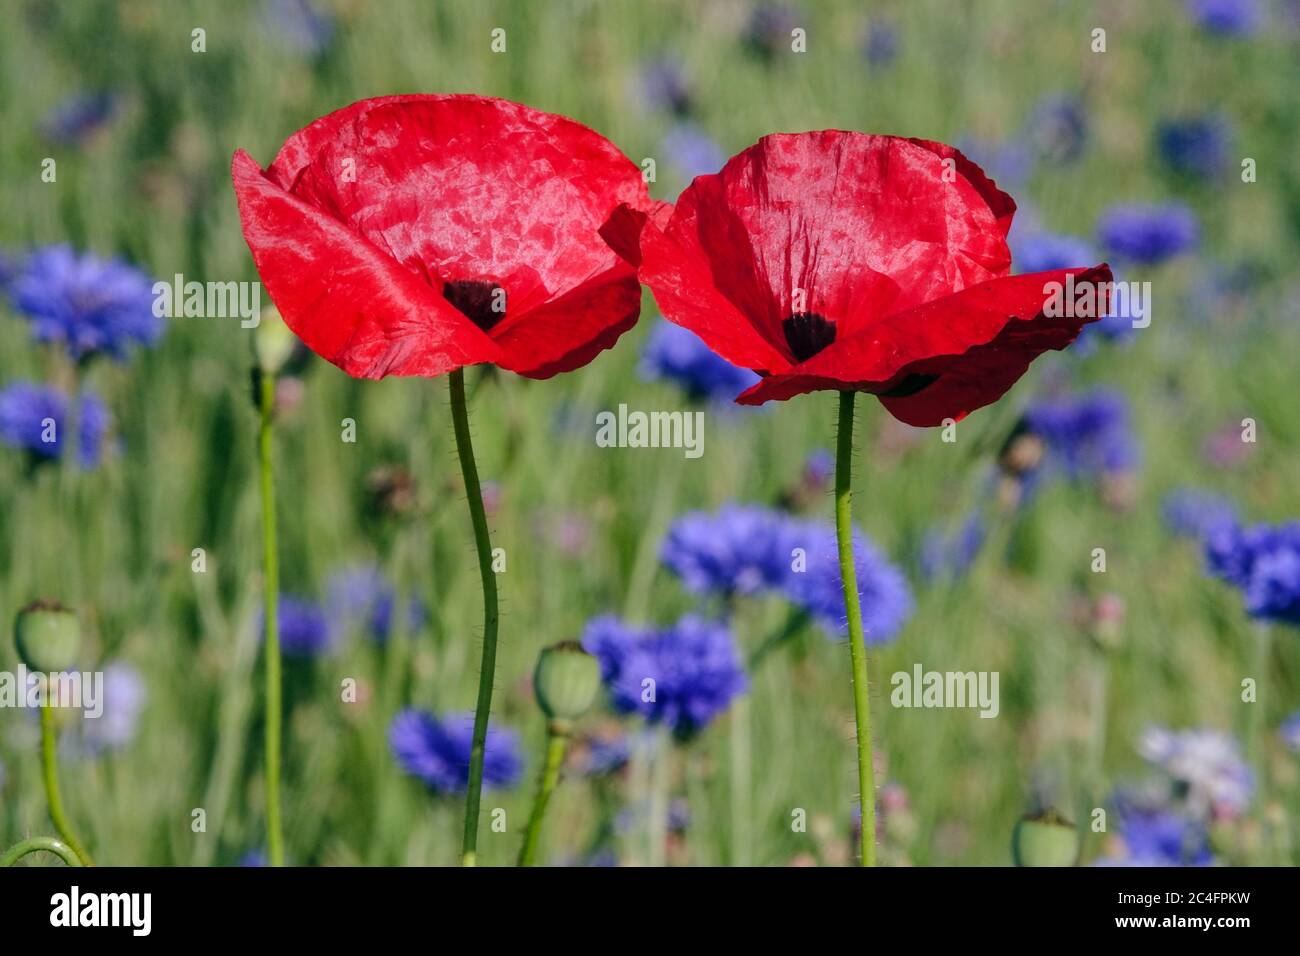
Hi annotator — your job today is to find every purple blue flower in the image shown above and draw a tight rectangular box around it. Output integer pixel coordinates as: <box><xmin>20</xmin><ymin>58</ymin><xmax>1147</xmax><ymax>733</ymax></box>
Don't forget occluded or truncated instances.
<box><xmin>862</xmin><ymin>19</ymin><xmax>899</xmax><ymax>67</ymax></box>
<box><xmin>8</xmin><ymin>245</ymin><xmax>161</xmax><ymax>360</ymax></box>
<box><xmin>1157</xmin><ymin>115</ymin><xmax>1231</xmax><ymax>179</ymax></box>
<box><xmin>80</xmin><ymin>662</ymin><xmax>146</xmax><ymax>754</ymax></box>
<box><xmin>1205</xmin><ymin>521</ymin><xmax>1300</xmax><ymax>626</ymax></box>
<box><xmin>0</xmin><ymin>382</ymin><xmax>110</xmax><ymax>468</ymax></box>
<box><xmin>41</xmin><ymin>92</ymin><xmax>118</xmax><ymax>144</ymax></box>
<box><xmin>326</xmin><ymin>565</ymin><xmax>427</xmax><ymax>643</ymax></box>
<box><xmin>263</xmin><ymin>0</ymin><xmax>334</xmax><ymax>55</ymax></box>
<box><xmin>1097</xmin><ymin>203</ymin><xmax>1198</xmax><ymax>266</ymax></box>
<box><xmin>1280</xmin><ymin>712</ymin><xmax>1300</xmax><ymax>753</ymax></box>
<box><xmin>582</xmin><ymin>614</ymin><xmax>747</xmax><ymax>737</ymax></box>
<box><xmin>639</xmin><ymin>56</ymin><xmax>693</xmax><ymax>116</ymax></box>
<box><xmin>639</xmin><ymin>320</ymin><xmax>760</xmax><ymax>404</ymax></box>
<box><xmin>743</xmin><ymin>4</ymin><xmax>799</xmax><ymax>61</ymax></box>
<box><xmin>661</xmin><ymin>123</ymin><xmax>725</xmax><ymax>182</ymax></box>
<box><xmin>1021</xmin><ymin>389</ymin><xmax>1140</xmax><ymax>480</ymax></box>
<box><xmin>1104</xmin><ymin>808</ymin><xmax>1213</xmax><ymax>866</ymax></box>
<box><xmin>661</xmin><ymin>503</ymin><xmax>798</xmax><ymax>597</ymax></box>
<box><xmin>920</xmin><ymin>513</ymin><xmax>986</xmax><ymax>581</ymax></box>
<box><xmin>1162</xmin><ymin>489</ymin><xmax>1238</xmax><ymax>540</ymax></box>
<box><xmin>1186</xmin><ymin>0</ymin><xmax>1262</xmax><ymax>36</ymax></box>
<box><xmin>1025</xmin><ymin>94</ymin><xmax>1088</xmax><ymax>164</ymax></box>
<box><xmin>390</xmin><ymin>709</ymin><xmax>522</xmax><ymax>793</ymax></box>
<box><xmin>263</xmin><ymin>596</ymin><xmax>335</xmax><ymax>657</ymax></box>
<box><xmin>1138</xmin><ymin>726</ymin><xmax>1253</xmax><ymax>815</ymax></box>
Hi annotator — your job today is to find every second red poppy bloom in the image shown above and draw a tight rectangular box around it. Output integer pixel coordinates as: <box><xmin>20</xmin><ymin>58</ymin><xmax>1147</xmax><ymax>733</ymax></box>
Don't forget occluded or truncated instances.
<box><xmin>613</xmin><ymin>131</ymin><xmax>1112</xmax><ymax>425</ymax></box>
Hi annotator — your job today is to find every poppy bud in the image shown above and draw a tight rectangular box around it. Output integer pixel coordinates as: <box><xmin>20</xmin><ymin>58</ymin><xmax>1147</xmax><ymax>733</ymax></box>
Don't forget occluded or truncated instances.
<box><xmin>254</xmin><ymin>306</ymin><xmax>297</xmax><ymax>375</ymax></box>
<box><xmin>1012</xmin><ymin>808</ymin><xmax>1079</xmax><ymax>866</ymax></box>
<box><xmin>533</xmin><ymin>641</ymin><xmax>600</xmax><ymax>734</ymax></box>
<box><xmin>14</xmin><ymin>599</ymin><xmax>81</xmax><ymax>673</ymax></box>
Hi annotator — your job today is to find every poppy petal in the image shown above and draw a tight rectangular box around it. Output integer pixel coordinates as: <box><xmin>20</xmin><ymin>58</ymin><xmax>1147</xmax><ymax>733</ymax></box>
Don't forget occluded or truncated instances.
<box><xmin>232</xmin><ymin>149</ymin><xmax>502</xmax><ymax>378</ymax></box>
<box><xmin>735</xmin><ymin>265</ymin><xmax>1113</xmax><ymax>426</ymax></box>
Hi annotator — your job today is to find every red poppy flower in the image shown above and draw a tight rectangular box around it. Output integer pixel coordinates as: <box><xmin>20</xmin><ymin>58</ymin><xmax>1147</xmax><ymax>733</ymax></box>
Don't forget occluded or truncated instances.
<box><xmin>608</xmin><ymin>131</ymin><xmax>1112</xmax><ymax>426</ymax></box>
<box><xmin>232</xmin><ymin>94</ymin><xmax>656</xmax><ymax>380</ymax></box>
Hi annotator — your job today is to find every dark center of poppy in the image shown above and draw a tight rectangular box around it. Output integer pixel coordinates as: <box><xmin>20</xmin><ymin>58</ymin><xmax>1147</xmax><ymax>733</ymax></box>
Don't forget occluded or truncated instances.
<box><xmin>878</xmin><ymin>373</ymin><xmax>940</xmax><ymax>398</ymax></box>
<box><xmin>443</xmin><ymin>279</ymin><xmax>506</xmax><ymax>333</ymax></box>
<box><xmin>782</xmin><ymin>312</ymin><xmax>837</xmax><ymax>362</ymax></box>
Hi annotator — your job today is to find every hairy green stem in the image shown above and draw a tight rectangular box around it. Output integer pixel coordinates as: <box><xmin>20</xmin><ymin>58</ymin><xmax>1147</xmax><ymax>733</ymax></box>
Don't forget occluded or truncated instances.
<box><xmin>518</xmin><ymin>728</ymin><xmax>569</xmax><ymax>866</ymax></box>
<box><xmin>450</xmin><ymin>367</ymin><xmax>500</xmax><ymax>867</ymax></box>
<box><xmin>835</xmin><ymin>390</ymin><xmax>876</xmax><ymax>867</ymax></box>
<box><xmin>258</xmin><ymin>368</ymin><xmax>284</xmax><ymax>867</ymax></box>
<box><xmin>40</xmin><ymin>704</ymin><xmax>94</xmax><ymax>866</ymax></box>
<box><xmin>1</xmin><ymin>836</ymin><xmax>83</xmax><ymax>868</ymax></box>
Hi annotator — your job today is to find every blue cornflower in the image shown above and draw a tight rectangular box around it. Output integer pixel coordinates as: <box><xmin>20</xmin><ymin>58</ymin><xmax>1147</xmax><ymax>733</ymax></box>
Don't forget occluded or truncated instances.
<box><xmin>582</xmin><ymin>614</ymin><xmax>747</xmax><ymax>737</ymax></box>
<box><xmin>661</xmin><ymin>503</ymin><xmax>797</xmax><ymax>597</ymax></box>
<box><xmin>1104</xmin><ymin>809</ymin><xmax>1213</xmax><ymax>866</ymax></box>
<box><xmin>1021</xmin><ymin>389</ymin><xmax>1140</xmax><ymax>481</ymax></box>
<box><xmin>0</xmin><ymin>382</ymin><xmax>110</xmax><ymax>468</ymax></box>
<box><xmin>264</xmin><ymin>0</ymin><xmax>334</xmax><ymax>55</ymax></box>
<box><xmin>1011</xmin><ymin>231</ymin><xmax>1136</xmax><ymax>343</ymax></box>
<box><xmin>8</xmin><ymin>245</ymin><xmax>161</xmax><ymax>360</ymax></box>
<box><xmin>803</xmin><ymin>448</ymin><xmax>834</xmax><ymax>487</ymax></box>
<box><xmin>80</xmin><ymin>662</ymin><xmax>146</xmax><ymax>754</ymax></box>
<box><xmin>1157</xmin><ymin>115</ymin><xmax>1231</xmax><ymax>179</ymax></box>
<box><xmin>326</xmin><ymin>565</ymin><xmax>427</xmax><ymax>643</ymax></box>
<box><xmin>661</xmin><ymin>123</ymin><xmax>725</xmax><ymax>182</ymax></box>
<box><xmin>920</xmin><ymin>513</ymin><xmax>986</xmax><ymax>581</ymax></box>
<box><xmin>955</xmin><ymin>135</ymin><xmax>1033</xmax><ymax>188</ymax></box>
<box><xmin>639</xmin><ymin>320</ymin><xmax>760</xmax><ymax>404</ymax></box>
<box><xmin>389</xmin><ymin>709</ymin><xmax>522</xmax><ymax>793</ymax></box>
<box><xmin>862</xmin><ymin>19</ymin><xmax>899</xmax><ymax>67</ymax></box>
<box><xmin>41</xmin><ymin>92</ymin><xmax>118</xmax><ymax>144</ymax></box>
<box><xmin>1205</xmin><ymin>521</ymin><xmax>1300</xmax><ymax>626</ymax></box>
<box><xmin>1025</xmin><ymin>94</ymin><xmax>1088</xmax><ymax>164</ymax></box>
<box><xmin>743</xmin><ymin>4</ymin><xmax>799</xmax><ymax>61</ymax></box>
<box><xmin>1161</xmin><ymin>489</ymin><xmax>1238</xmax><ymax>540</ymax></box>
<box><xmin>239</xmin><ymin>848</ymin><xmax>269</xmax><ymax>867</ymax></box>
<box><xmin>264</xmin><ymin>595</ymin><xmax>335</xmax><ymax>657</ymax></box>
<box><xmin>1186</xmin><ymin>0</ymin><xmax>1261</xmax><ymax>36</ymax></box>
<box><xmin>1097</xmin><ymin>203</ymin><xmax>1198</xmax><ymax>266</ymax></box>
<box><xmin>1281</xmin><ymin>712</ymin><xmax>1300</xmax><ymax>753</ymax></box>
<box><xmin>781</xmin><ymin>520</ymin><xmax>913</xmax><ymax>642</ymax></box>
<box><xmin>639</xmin><ymin>56</ymin><xmax>693</xmax><ymax>116</ymax></box>
<box><xmin>1139</xmin><ymin>726</ymin><xmax>1253</xmax><ymax>815</ymax></box>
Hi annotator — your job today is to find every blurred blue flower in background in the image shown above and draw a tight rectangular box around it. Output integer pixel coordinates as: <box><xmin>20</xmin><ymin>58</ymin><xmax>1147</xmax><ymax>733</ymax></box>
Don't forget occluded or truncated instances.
<box><xmin>803</xmin><ymin>447</ymin><xmax>834</xmax><ymax>488</ymax></box>
<box><xmin>41</xmin><ymin>92</ymin><xmax>118</xmax><ymax>144</ymax></box>
<box><xmin>1138</xmin><ymin>726</ymin><xmax>1253</xmax><ymax>815</ymax></box>
<box><xmin>1186</xmin><ymin>0</ymin><xmax>1262</xmax><ymax>36</ymax></box>
<box><xmin>263</xmin><ymin>595</ymin><xmax>335</xmax><ymax>657</ymax></box>
<box><xmin>661</xmin><ymin>503</ymin><xmax>797</xmax><ymax>597</ymax></box>
<box><xmin>862</xmin><ymin>19</ymin><xmax>899</xmax><ymax>67</ymax></box>
<box><xmin>639</xmin><ymin>320</ymin><xmax>760</xmax><ymax>404</ymax></box>
<box><xmin>8</xmin><ymin>245</ymin><xmax>161</xmax><ymax>360</ymax></box>
<box><xmin>639</xmin><ymin>56</ymin><xmax>693</xmax><ymax>116</ymax></box>
<box><xmin>389</xmin><ymin>710</ymin><xmax>522</xmax><ymax>794</ymax></box>
<box><xmin>81</xmin><ymin>662</ymin><xmax>146</xmax><ymax>754</ymax></box>
<box><xmin>1156</xmin><ymin>114</ymin><xmax>1231</xmax><ymax>179</ymax></box>
<box><xmin>0</xmin><ymin>382</ymin><xmax>109</xmax><ymax>468</ymax></box>
<box><xmin>1205</xmin><ymin>521</ymin><xmax>1300</xmax><ymax>626</ymax></box>
<box><xmin>582</xmin><ymin>614</ymin><xmax>747</xmax><ymax>737</ymax></box>
<box><xmin>1097</xmin><ymin>203</ymin><xmax>1198</xmax><ymax>266</ymax></box>
<box><xmin>1011</xmin><ymin>229</ymin><xmax>1099</xmax><ymax>275</ymax></box>
<box><xmin>1025</xmin><ymin>94</ymin><xmax>1088</xmax><ymax>164</ymax></box>
<box><xmin>781</xmin><ymin>520</ymin><xmax>914</xmax><ymax>642</ymax></box>
<box><xmin>1162</xmin><ymin>488</ymin><xmax>1238</xmax><ymax>540</ymax></box>
<box><xmin>1102</xmin><ymin>808</ymin><xmax>1213</xmax><ymax>866</ymax></box>
<box><xmin>743</xmin><ymin>3</ymin><xmax>799</xmax><ymax>61</ymax></box>
<box><xmin>920</xmin><ymin>513</ymin><xmax>986</xmax><ymax>581</ymax></box>
<box><xmin>956</xmin><ymin>135</ymin><xmax>1033</xmax><ymax>188</ymax></box>
<box><xmin>661</xmin><ymin>123</ymin><xmax>725</xmax><ymax>183</ymax></box>
<box><xmin>327</xmin><ymin>564</ymin><xmax>427</xmax><ymax>643</ymax></box>
<box><xmin>1281</xmin><ymin>712</ymin><xmax>1300</xmax><ymax>753</ymax></box>
<box><xmin>1022</xmin><ymin>389</ymin><xmax>1140</xmax><ymax>480</ymax></box>
<box><xmin>263</xmin><ymin>0</ymin><xmax>334</xmax><ymax>56</ymax></box>
<box><xmin>238</xmin><ymin>848</ymin><xmax>269</xmax><ymax>867</ymax></box>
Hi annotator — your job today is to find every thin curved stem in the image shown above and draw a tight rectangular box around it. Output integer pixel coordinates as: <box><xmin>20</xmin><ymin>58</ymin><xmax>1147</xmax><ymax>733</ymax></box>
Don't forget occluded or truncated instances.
<box><xmin>450</xmin><ymin>367</ymin><xmax>500</xmax><ymax>867</ymax></box>
<box><xmin>40</xmin><ymin>703</ymin><xmax>94</xmax><ymax>866</ymax></box>
<box><xmin>518</xmin><ymin>729</ymin><xmax>568</xmax><ymax>866</ymax></box>
<box><xmin>835</xmin><ymin>390</ymin><xmax>876</xmax><ymax>867</ymax></box>
<box><xmin>258</xmin><ymin>368</ymin><xmax>284</xmax><ymax>867</ymax></box>
<box><xmin>1</xmin><ymin>836</ymin><xmax>83</xmax><ymax>868</ymax></box>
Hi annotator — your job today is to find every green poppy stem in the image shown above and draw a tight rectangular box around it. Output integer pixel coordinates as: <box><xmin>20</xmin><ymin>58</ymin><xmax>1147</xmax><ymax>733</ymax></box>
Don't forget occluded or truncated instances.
<box><xmin>1</xmin><ymin>835</ymin><xmax>84</xmax><ymax>868</ymax></box>
<box><xmin>40</xmin><ymin>703</ymin><xmax>94</xmax><ymax>866</ymax></box>
<box><xmin>518</xmin><ymin>727</ymin><xmax>569</xmax><ymax>866</ymax></box>
<box><xmin>449</xmin><ymin>367</ymin><xmax>501</xmax><ymax>867</ymax></box>
<box><xmin>258</xmin><ymin>368</ymin><xmax>285</xmax><ymax>867</ymax></box>
<box><xmin>835</xmin><ymin>390</ymin><xmax>876</xmax><ymax>867</ymax></box>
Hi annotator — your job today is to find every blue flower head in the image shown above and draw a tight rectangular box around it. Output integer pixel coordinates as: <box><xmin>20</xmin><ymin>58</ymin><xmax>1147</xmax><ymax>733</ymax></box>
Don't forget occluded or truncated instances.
<box><xmin>1162</xmin><ymin>489</ymin><xmax>1238</xmax><ymax>540</ymax></box>
<box><xmin>0</xmin><ymin>382</ymin><xmax>109</xmax><ymax>468</ymax></box>
<box><xmin>582</xmin><ymin>614</ymin><xmax>747</xmax><ymax>737</ymax></box>
<box><xmin>661</xmin><ymin>123</ymin><xmax>725</xmax><ymax>183</ymax></box>
<box><xmin>80</xmin><ymin>662</ymin><xmax>146</xmax><ymax>754</ymax></box>
<box><xmin>41</xmin><ymin>92</ymin><xmax>118</xmax><ymax>144</ymax></box>
<box><xmin>264</xmin><ymin>0</ymin><xmax>334</xmax><ymax>55</ymax></box>
<box><xmin>1205</xmin><ymin>521</ymin><xmax>1300</xmax><ymax>626</ymax></box>
<box><xmin>639</xmin><ymin>320</ymin><xmax>760</xmax><ymax>404</ymax></box>
<box><xmin>781</xmin><ymin>520</ymin><xmax>913</xmax><ymax>642</ymax></box>
<box><xmin>9</xmin><ymin>245</ymin><xmax>161</xmax><ymax>360</ymax></box>
<box><xmin>1105</xmin><ymin>809</ymin><xmax>1213</xmax><ymax>866</ymax></box>
<box><xmin>1025</xmin><ymin>94</ymin><xmax>1088</xmax><ymax>164</ymax></box>
<box><xmin>263</xmin><ymin>596</ymin><xmax>335</xmax><ymax>657</ymax></box>
<box><xmin>639</xmin><ymin>56</ymin><xmax>693</xmax><ymax>116</ymax></box>
<box><xmin>661</xmin><ymin>503</ymin><xmax>797</xmax><ymax>597</ymax></box>
<box><xmin>390</xmin><ymin>709</ymin><xmax>522</xmax><ymax>794</ymax></box>
<box><xmin>1186</xmin><ymin>0</ymin><xmax>1261</xmax><ymax>36</ymax></box>
<box><xmin>326</xmin><ymin>565</ymin><xmax>426</xmax><ymax>643</ymax></box>
<box><xmin>1139</xmin><ymin>726</ymin><xmax>1253</xmax><ymax>815</ymax></box>
<box><xmin>1097</xmin><ymin>203</ymin><xmax>1198</xmax><ymax>266</ymax></box>
<box><xmin>862</xmin><ymin>19</ymin><xmax>899</xmax><ymax>67</ymax></box>
<box><xmin>920</xmin><ymin>513</ymin><xmax>987</xmax><ymax>581</ymax></box>
<box><xmin>1281</xmin><ymin>712</ymin><xmax>1300</xmax><ymax>754</ymax></box>
<box><xmin>1157</xmin><ymin>115</ymin><xmax>1231</xmax><ymax>179</ymax></box>
<box><xmin>1021</xmin><ymin>389</ymin><xmax>1140</xmax><ymax>480</ymax></box>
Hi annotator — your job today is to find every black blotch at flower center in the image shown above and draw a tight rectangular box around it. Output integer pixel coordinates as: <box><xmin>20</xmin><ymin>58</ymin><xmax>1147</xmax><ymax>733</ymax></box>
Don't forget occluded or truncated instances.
<box><xmin>878</xmin><ymin>373</ymin><xmax>940</xmax><ymax>398</ymax></box>
<box><xmin>443</xmin><ymin>279</ymin><xmax>506</xmax><ymax>332</ymax></box>
<box><xmin>782</xmin><ymin>312</ymin><xmax>837</xmax><ymax>362</ymax></box>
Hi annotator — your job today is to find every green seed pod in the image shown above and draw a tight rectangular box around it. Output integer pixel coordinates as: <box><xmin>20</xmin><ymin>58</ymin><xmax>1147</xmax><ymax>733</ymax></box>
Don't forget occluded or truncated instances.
<box><xmin>14</xmin><ymin>600</ymin><xmax>81</xmax><ymax>673</ymax></box>
<box><xmin>533</xmin><ymin>641</ymin><xmax>600</xmax><ymax>733</ymax></box>
<box><xmin>254</xmin><ymin>306</ymin><xmax>297</xmax><ymax>375</ymax></box>
<box><xmin>1012</xmin><ymin>808</ymin><xmax>1079</xmax><ymax>867</ymax></box>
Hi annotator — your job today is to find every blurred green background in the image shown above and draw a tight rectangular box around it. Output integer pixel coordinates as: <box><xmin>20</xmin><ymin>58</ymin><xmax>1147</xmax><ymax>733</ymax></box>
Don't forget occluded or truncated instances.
<box><xmin>0</xmin><ymin>0</ymin><xmax>1297</xmax><ymax>866</ymax></box>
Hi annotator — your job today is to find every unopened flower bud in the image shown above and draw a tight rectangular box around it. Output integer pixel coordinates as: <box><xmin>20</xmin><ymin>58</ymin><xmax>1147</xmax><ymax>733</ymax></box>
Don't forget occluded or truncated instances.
<box><xmin>533</xmin><ymin>641</ymin><xmax>600</xmax><ymax>733</ymax></box>
<box><xmin>254</xmin><ymin>306</ymin><xmax>297</xmax><ymax>375</ymax></box>
<box><xmin>1012</xmin><ymin>808</ymin><xmax>1079</xmax><ymax>867</ymax></box>
<box><xmin>14</xmin><ymin>599</ymin><xmax>81</xmax><ymax>673</ymax></box>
